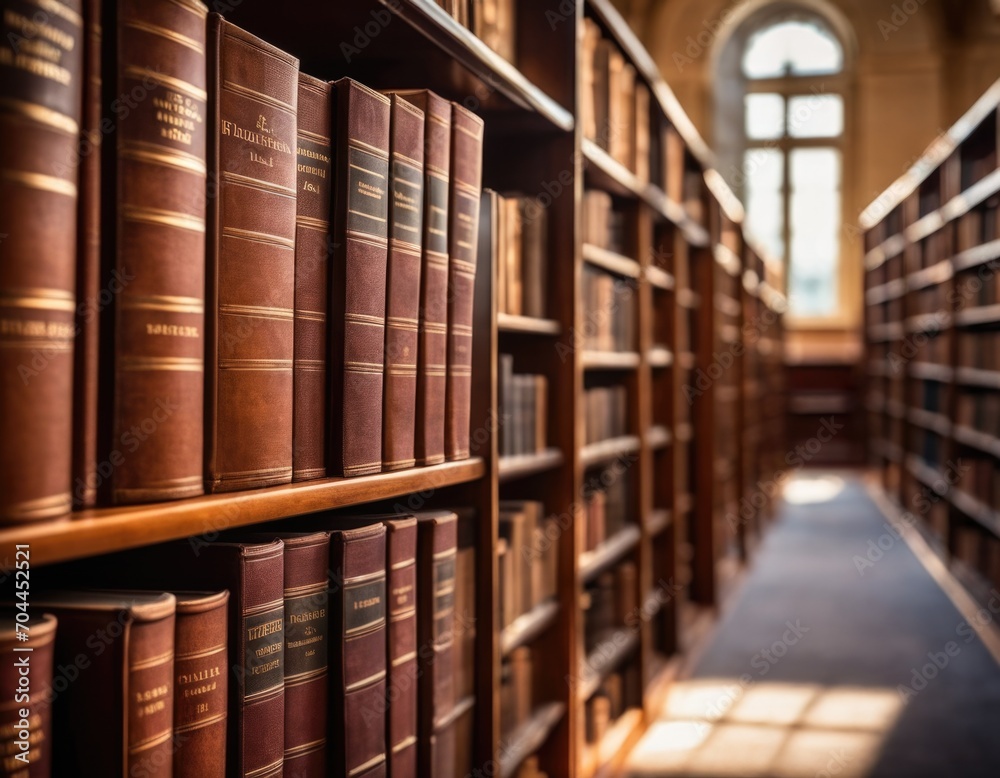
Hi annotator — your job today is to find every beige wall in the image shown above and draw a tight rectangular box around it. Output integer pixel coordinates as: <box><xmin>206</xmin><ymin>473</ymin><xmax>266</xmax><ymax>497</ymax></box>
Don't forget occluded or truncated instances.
<box><xmin>612</xmin><ymin>0</ymin><xmax>1000</xmax><ymax>354</ymax></box>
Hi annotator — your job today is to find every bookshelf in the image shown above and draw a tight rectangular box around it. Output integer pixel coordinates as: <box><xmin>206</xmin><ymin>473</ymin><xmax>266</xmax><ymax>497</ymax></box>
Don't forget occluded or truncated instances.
<box><xmin>8</xmin><ymin>2</ymin><xmax>787</xmax><ymax>777</ymax></box>
<box><xmin>863</xmin><ymin>77</ymin><xmax>1000</xmax><ymax>607</ymax></box>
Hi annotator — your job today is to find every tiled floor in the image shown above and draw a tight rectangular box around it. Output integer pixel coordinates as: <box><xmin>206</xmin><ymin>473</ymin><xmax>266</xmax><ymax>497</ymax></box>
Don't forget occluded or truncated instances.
<box><xmin>623</xmin><ymin>472</ymin><xmax>1000</xmax><ymax>778</ymax></box>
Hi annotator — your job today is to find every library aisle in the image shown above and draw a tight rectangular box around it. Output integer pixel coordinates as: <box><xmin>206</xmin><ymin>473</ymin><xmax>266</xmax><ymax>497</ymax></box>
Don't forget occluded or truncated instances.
<box><xmin>623</xmin><ymin>472</ymin><xmax>1000</xmax><ymax>778</ymax></box>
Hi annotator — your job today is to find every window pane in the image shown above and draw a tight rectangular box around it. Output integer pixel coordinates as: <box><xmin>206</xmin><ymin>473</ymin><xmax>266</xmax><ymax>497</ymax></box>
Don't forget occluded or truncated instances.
<box><xmin>743</xmin><ymin>20</ymin><xmax>843</xmax><ymax>79</ymax></box>
<box><xmin>743</xmin><ymin>149</ymin><xmax>784</xmax><ymax>261</ymax></box>
<box><xmin>745</xmin><ymin>93</ymin><xmax>784</xmax><ymax>140</ymax></box>
<box><xmin>788</xmin><ymin>148</ymin><xmax>841</xmax><ymax>316</ymax></box>
<box><xmin>787</xmin><ymin>94</ymin><xmax>843</xmax><ymax>138</ymax></box>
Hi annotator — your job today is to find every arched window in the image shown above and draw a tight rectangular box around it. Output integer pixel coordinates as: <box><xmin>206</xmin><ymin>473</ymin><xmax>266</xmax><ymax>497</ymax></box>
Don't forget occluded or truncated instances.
<box><xmin>714</xmin><ymin>6</ymin><xmax>851</xmax><ymax>321</ymax></box>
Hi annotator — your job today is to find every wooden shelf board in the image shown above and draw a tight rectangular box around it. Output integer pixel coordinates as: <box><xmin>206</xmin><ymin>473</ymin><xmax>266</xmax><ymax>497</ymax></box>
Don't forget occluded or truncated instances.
<box><xmin>501</xmin><ymin>598</ymin><xmax>560</xmax><ymax>656</ymax></box>
<box><xmin>907</xmin><ymin>407</ymin><xmax>951</xmax><ymax>437</ymax></box>
<box><xmin>905</xmin><ymin>455</ymin><xmax>948</xmax><ymax>493</ymax></box>
<box><xmin>863</xmin><ymin>234</ymin><xmax>906</xmax><ymax>271</ymax></box>
<box><xmin>910</xmin><ymin>361</ymin><xmax>952</xmax><ymax>382</ymax></box>
<box><xmin>907</xmin><ymin>260</ymin><xmax>953</xmax><ymax>291</ymax></box>
<box><xmin>950</xmin><ymin>488</ymin><xmax>1000</xmax><ymax>539</ymax></box>
<box><xmin>646</xmin><ymin>265</ymin><xmax>675</xmax><ymax>291</ymax></box>
<box><xmin>582</xmin><ymin>350</ymin><xmax>641</xmax><ymax>370</ymax></box>
<box><xmin>955</xmin><ymin>304</ymin><xmax>1000</xmax><ymax>328</ymax></box>
<box><xmin>578</xmin><ymin>629</ymin><xmax>641</xmax><ymax>703</ymax></box>
<box><xmin>581</xmin><ymin>707</ymin><xmax>644</xmax><ymax>778</ymax></box>
<box><xmin>645</xmin><ymin>425</ymin><xmax>672</xmax><ymax>451</ymax></box>
<box><xmin>953</xmin><ymin>424</ymin><xmax>1000</xmax><ymax>459</ymax></box>
<box><xmin>647</xmin><ymin>346</ymin><xmax>674</xmax><ymax>368</ymax></box>
<box><xmin>904</xmin><ymin>313</ymin><xmax>949</xmax><ymax>334</ymax></box>
<box><xmin>646</xmin><ymin>509</ymin><xmax>673</xmax><ymax>537</ymax></box>
<box><xmin>580</xmin><ymin>524</ymin><xmax>642</xmax><ymax>583</ymax></box>
<box><xmin>10</xmin><ymin>458</ymin><xmax>486</xmax><ymax>566</ymax></box>
<box><xmin>953</xmin><ymin>238</ymin><xmax>1000</xmax><ymax>273</ymax></box>
<box><xmin>582</xmin><ymin>242</ymin><xmax>641</xmax><ymax>278</ymax></box>
<box><xmin>498</xmin><ymin>448</ymin><xmax>565</xmax><ymax>483</ymax></box>
<box><xmin>866</xmin><ymin>277</ymin><xmax>906</xmax><ymax>304</ymax></box>
<box><xmin>713</xmin><ymin>244</ymin><xmax>742</xmax><ymax>277</ymax></box>
<box><xmin>499</xmin><ymin>701</ymin><xmax>566</xmax><ymax>778</ymax></box>
<box><xmin>497</xmin><ymin>312</ymin><xmax>562</xmax><ymax>335</ymax></box>
<box><xmin>581</xmin><ymin>435</ymin><xmax>642</xmax><ymax>468</ymax></box>
<box><xmin>955</xmin><ymin>366</ymin><xmax>1000</xmax><ymax>389</ymax></box>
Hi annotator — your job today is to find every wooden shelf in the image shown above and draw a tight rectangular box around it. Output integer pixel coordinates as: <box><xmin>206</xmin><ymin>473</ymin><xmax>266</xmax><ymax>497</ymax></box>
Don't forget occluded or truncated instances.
<box><xmin>578</xmin><ymin>629</ymin><xmax>641</xmax><ymax>703</ymax></box>
<box><xmin>646</xmin><ymin>509</ymin><xmax>673</xmax><ymax>537</ymax></box>
<box><xmin>646</xmin><ymin>265</ymin><xmax>674</xmax><ymax>291</ymax></box>
<box><xmin>11</xmin><ymin>458</ymin><xmax>485</xmax><ymax>566</ymax></box>
<box><xmin>905</xmin><ymin>313</ymin><xmax>948</xmax><ymax>334</ymax></box>
<box><xmin>955</xmin><ymin>304</ymin><xmax>1000</xmax><ymax>328</ymax></box>
<box><xmin>582</xmin><ymin>242</ymin><xmax>641</xmax><ymax>278</ymax></box>
<box><xmin>953</xmin><ymin>424</ymin><xmax>1000</xmax><ymax>458</ymax></box>
<box><xmin>907</xmin><ymin>407</ymin><xmax>951</xmax><ymax>436</ymax></box>
<box><xmin>952</xmin><ymin>238</ymin><xmax>1000</xmax><ymax>273</ymax></box>
<box><xmin>955</xmin><ymin>366</ymin><xmax>1000</xmax><ymax>389</ymax></box>
<box><xmin>582</xmin><ymin>350</ymin><xmax>641</xmax><ymax>370</ymax></box>
<box><xmin>910</xmin><ymin>362</ymin><xmax>952</xmax><ymax>382</ymax></box>
<box><xmin>866</xmin><ymin>278</ymin><xmax>906</xmax><ymax>304</ymax></box>
<box><xmin>581</xmin><ymin>435</ymin><xmax>642</xmax><ymax>468</ymax></box>
<box><xmin>867</xmin><ymin>322</ymin><xmax>903</xmax><ymax>341</ymax></box>
<box><xmin>645</xmin><ymin>425</ymin><xmax>671</xmax><ymax>451</ymax></box>
<box><xmin>950</xmin><ymin>488</ymin><xmax>1000</xmax><ymax>539</ymax></box>
<box><xmin>580</xmin><ymin>707</ymin><xmax>643</xmax><ymax>778</ymax></box>
<box><xmin>499</xmin><ymin>701</ymin><xmax>566</xmax><ymax>778</ymax></box>
<box><xmin>498</xmin><ymin>448</ymin><xmax>565</xmax><ymax>483</ymax></box>
<box><xmin>580</xmin><ymin>524</ymin><xmax>642</xmax><ymax>583</ymax></box>
<box><xmin>501</xmin><ymin>598</ymin><xmax>560</xmax><ymax>656</ymax></box>
<box><xmin>647</xmin><ymin>346</ymin><xmax>674</xmax><ymax>368</ymax></box>
<box><xmin>905</xmin><ymin>456</ymin><xmax>948</xmax><ymax>493</ymax></box>
<box><xmin>497</xmin><ymin>312</ymin><xmax>561</xmax><ymax>335</ymax></box>
<box><xmin>907</xmin><ymin>260</ymin><xmax>952</xmax><ymax>291</ymax></box>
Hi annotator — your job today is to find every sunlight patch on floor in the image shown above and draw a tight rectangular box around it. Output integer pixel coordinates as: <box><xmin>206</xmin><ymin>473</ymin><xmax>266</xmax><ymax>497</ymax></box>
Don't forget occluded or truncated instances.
<box><xmin>782</xmin><ymin>475</ymin><xmax>845</xmax><ymax>505</ymax></box>
<box><xmin>625</xmin><ymin>680</ymin><xmax>901</xmax><ymax>777</ymax></box>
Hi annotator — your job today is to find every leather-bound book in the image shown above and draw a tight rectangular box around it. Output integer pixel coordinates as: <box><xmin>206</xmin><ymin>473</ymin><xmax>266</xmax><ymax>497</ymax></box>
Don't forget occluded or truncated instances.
<box><xmin>205</xmin><ymin>15</ymin><xmax>298</xmax><ymax>492</ymax></box>
<box><xmin>72</xmin><ymin>0</ymin><xmax>102</xmax><ymax>509</ymax></box>
<box><xmin>108</xmin><ymin>0</ymin><xmax>209</xmax><ymax>504</ymax></box>
<box><xmin>31</xmin><ymin>591</ymin><xmax>176</xmax><ymax>777</ymax></box>
<box><xmin>173</xmin><ymin>591</ymin><xmax>229</xmax><ymax>778</ymax></box>
<box><xmin>0</xmin><ymin>0</ymin><xmax>83</xmax><ymax>524</ymax></box>
<box><xmin>328</xmin><ymin>523</ymin><xmax>388</xmax><ymax>778</ymax></box>
<box><xmin>414</xmin><ymin>511</ymin><xmax>458</xmax><ymax>777</ymax></box>
<box><xmin>453</xmin><ymin>513</ymin><xmax>476</xmax><ymax>703</ymax></box>
<box><xmin>329</xmin><ymin>79</ymin><xmax>391</xmax><ymax>478</ymax></box>
<box><xmin>445</xmin><ymin>104</ymin><xmax>484</xmax><ymax>461</ymax></box>
<box><xmin>293</xmin><ymin>74</ymin><xmax>332</xmax><ymax>482</ymax></box>
<box><xmin>383</xmin><ymin>95</ymin><xmax>426</xmax><ymax>473</ymax></box>
<box><xmin>385</xmin><ymin>517</ymin><xmax>418</xmax><ymax>778</ymax></box>
<box><xmin>389</xmin><ymin>90</ymin><xmax>451</xmax><ymax>466</ymax></box>
<box><xmin>0</xmin><ymin>614</ymin><xmax>56</xmax><ymax>776</ymax></box>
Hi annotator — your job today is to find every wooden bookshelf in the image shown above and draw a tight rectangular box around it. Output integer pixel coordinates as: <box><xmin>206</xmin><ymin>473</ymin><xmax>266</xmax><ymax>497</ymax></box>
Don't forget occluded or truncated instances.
<box><xmin>862</xmin><ymin>75</ymin><xmax>1000</xmax><ymax>610</ymax></box>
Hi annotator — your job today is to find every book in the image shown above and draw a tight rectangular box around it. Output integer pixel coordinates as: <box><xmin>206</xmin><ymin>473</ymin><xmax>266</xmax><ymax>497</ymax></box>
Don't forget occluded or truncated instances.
<box><xmin>414</xmin><ymin>510</ymin><xmax>459</xmax><ymax>777</ymax></box>
<box><xmin>293</xmin><ymin>74</ymin><xmax>332</xmax><ymax>482</ymax></box>
<box><xmin>473</xmin><ymin>0</ymin><xmax>516</xmax><ymax>63</ymax></box>
<box><xmin>205</xmin><ymin>15</ymin><xmax>298</xmax><ymax>493</ymax></box>
<box><xmin>109</xmin><ymin>0</ymin><xmax>209</xmax><ymax>504</ymax></box>
<box><xmin>445</xmin><ymin>103</ymin><xmax>485</xmax><ymax>461</ymax></box>
<box><xmin>383</xmin><ymin>95</ymin><xmax>426</xmax><ymax>472</ymax></box>
<box><xmin>454</xmin><ymin>513</ymin><xmax>477</xmax><ymax>703</ymax></box>
<box><xmin>634</xmin><ymin>82</ymin><xmax>650</xmax><ymax>184</ymax></box>
<box><xmin>328</xmin><ymin>522</ymin><xmax>388</xmax><ymax>778</ymax></box>
<box><xmin>0</xmin><ymin>614</ymin><xmax>56</xmax><ymax>775</ymax></box>
<box><xmin>386</xmin><ymin>517</ymin><xmax>419</xmax><ymax>778</ymax></box>
<box><xmin>520</xmin><ymin>197</ymin><xmax>549</xmax><ymax>319</ymax></box>
<box><xmin>31</xmin><ymin>591</ymin><xmax>176</xmax><ymax>777</ymax></box>
<box><xmin>329</xmin><ymin>78</ymin><xmax>391</xmax><ymax>477</ymax></box>
<box><xmin>0</xmin><ymin>0</ymin><xmax>83</xmax><ymax>523</ymax></box>
<box><xmin>72</xmin><ymin>0</ymin><xmax>102</xmax><ymax>510</ymax></box>
<box><xmin>391</xmin><ymin>90</ymin><xmax>451</xmax><ymax>466</ymax></box>
<box><xmin>172</xmin><ymin>591</ymin><xmax>229</xmax><ymax>778</ymax></box>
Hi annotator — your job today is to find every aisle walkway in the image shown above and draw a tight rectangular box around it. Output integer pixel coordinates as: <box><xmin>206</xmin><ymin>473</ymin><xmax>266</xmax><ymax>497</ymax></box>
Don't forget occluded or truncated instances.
<box><xmin>624</xmin><ymin>472</ymin><xmax>1000</xmax><ymax>778</ymax></box>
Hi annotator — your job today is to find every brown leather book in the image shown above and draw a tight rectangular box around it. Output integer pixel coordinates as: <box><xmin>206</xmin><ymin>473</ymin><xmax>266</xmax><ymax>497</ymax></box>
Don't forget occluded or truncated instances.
<box><xmin>0</xmin><ymin>613</ymin><xmax>56</xmax><ymax>776</ymax></box>
<box><xmin>445</xmin><ymin>104</ymin><xmax>484</xmax><ymax>461</ymax></box>
<box><xmin>520</xmin><ymin>196</ymin><xmax>548</xmax><ymax>319</ymax></box>
<box><xmin>634</xmin><ymin>82</ymin><xmax>650</xmax><ymax>185</ymax></box>
<box><xmin>205</xmin><ymin>15</ymin><xmax>298</xmax><ymax>493</ymax></box>
<box><xmin>385</xmin><ymin>517</ymin><xmax>418</xmax><ymax>778</ymax></box>
<box><xmin>31</xmin><ymin>591</ymin><xmax>176</xmax><ymax>777</ymax></box>
<box><xmin>293</xmin><ymin>74</ymin><xmax>332</xmax><ymax>483</ymax></box>
<box><xmin>328</xmin><ymin>523</ymin><xmax>388</xmax><ymax>778</ymax></box>
<box><xmin>329</xmin><ymin>79</ymin><xmax>391</xmax><ymax>478</ymax></box>
<box><xmin>172</xmin><ymin>591</ymin><xmax>229</xmax><ymax>778</ymax></box>
<box><xmin>414</xmin><ymin>511</ymin><xmax>458</xmax><ymax>777</ymax></box>
<box><xmin>389</xmin><ymin>90</ymin><xmax>451</xmax><ymax>466</ymax></box>
<box><xmin>383</xmin><ymin>95</ymin><xmax>426</xmax><ymax>473</ymax></box>
<box><xmin>109</xmin><ymin>0</ymin><xmax>209</xmax><ymax>504</ymax></box>
<box><xmin>453</xmin><ymin>514</ymin><xmax>476</xmax><ymax>703</ymax></box>
<box><xmin>72</xmin><ymin>0</ymin><xmax>102</xmax><ymax>509</ymax></box>
<box><xmin>0</xmin><ymin>0</ymin><xmax>83</xmax><ymax>524</ymax></box>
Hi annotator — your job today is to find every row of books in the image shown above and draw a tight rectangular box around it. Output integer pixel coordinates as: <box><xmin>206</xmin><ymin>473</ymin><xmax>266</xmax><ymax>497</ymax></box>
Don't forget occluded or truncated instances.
<box><xmin>584</xmin><ymin>386</ymin><xmax>628</xmax><ymax>444</ymax></box>
<box><xmin>583</xmin><ymin>562</ymin><xmax>638</xmax><ymax>654</ymax></box>
<box><xmin>435</xmin><ymin>0</ymin><xmax>516</xmax><ymax>63</ymax></box>
<box><xmin>582</xmin><ymin>191</ymin><xmax>626</xmax><ymax>253</ymax></box>
<box><xmin>956</xmin><ymin>202</ymin><xmax>1000</xmax><ymax>252</ymax></box>
<box><xmin>584</xmin><ymin>665</ymin><xmax>641</xmax><ymax>746</ymax></box>
<box><xmin>953</xmin><ymin>523</ymin><xmax>1000</xmax><ymax>590</ymax></box>
<box><xmin>909</xmin><ymin>426</ymin><xmax>943</xmax><ymax>469</ymax></box>
<box><xmin>583</xmin><ymin>473</ymin><xmax>631</xmax><ymax>554</ymax></box>
<box><xmin>915</xmin><ymin>229</ymin><xmax>952</xmax><ymax>271</ymax></box>
<box><xmin>910</xmin><ymin>286</ymin><xmax>946</xmax><ymax>317</ymax></box>
<box><xmin>581</xmin><ymin>19</ymin><xmax>650</xmax><ymax>181</ymax></box>
<box><xmin>1</xmin><ymin>2</ymin><xmax>484</xmax><ymax>526</ymax></box>
<box><xmin>914</xmin><ymin>379</ymin><xmax>945</xmax><ymax>415</ymax></box>
<box><xmin>498</xmin><ymin>355</ymin><xmax>549</xmax><ymax>459</ymax></box>
<box><xmin>582</xmin><ymin>267</ymin><xmax>637</xmax><ymax>352</ymax></box>
<box><xmin>956</xmin><ymin>391</ymin><xmax>1000</xmax><ymax>430</ymax></box>
<box><xmin>1</xmin><ymin>511</ymin><xmax>476</xmax><ymax>778</ymax></box>
<box><xmin>957</xmin><ymin>332</ymin><xmax>1000</xmax><ymax>370</ymax></box>
<box><xmin>498</xmin><ymin>501</ymin><xmax>559</xmax><ymax>629</ymax></box>
<box><xmin>495</xmin><ymin>194</ymin><xmax>550</xmax><ymax>319</ymax></box>
<box><xmin>500</xmin><ymin>645</ymin><xmax>534</xmax><ymax>739</ymax></box>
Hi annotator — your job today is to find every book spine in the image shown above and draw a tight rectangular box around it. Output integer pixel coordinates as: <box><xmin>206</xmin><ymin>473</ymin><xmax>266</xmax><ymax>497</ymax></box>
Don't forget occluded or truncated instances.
<box><xmin>383</xmin><ymin>96</ymin><xmax>425</xmax><ymax>472</ymax></box>
<box><xmin>292</xmin><ymin>74</ymin><xmax>331</xmax><ymax>482</ymax></box>
<box><xmin>72</xmin><ymin>0</ymin><xmax>101</xmax><ymax>509</ymax></box>
<box><xmin>0</xmin><ymin>0</ymin><xmax>83</xmax><ymax>523</ymax></box>
<box><xmin>127</xmin><ymin>611</ymin><xmax>176</xmax><ymax>778</ymax></box>
<box><xmin>329</xmin><ymin>524</ymin><xmax>388</xmax><ymax>778</ymax></box>
<box><xmin>173</xmin><ymin>593</ymin><xmax>229</xmax><ymax>778</ymax></box>
<box><xmin>111</xmin><ymin>0</ymin><xmax>208</xmax><ymax>504</ymax></box>
<box><xmin>281</xmin><ymin>533</ymin><xmax>331</xmax><ymax>777</ymax></box>
<box><xmin>445</xmin><ymin>104</ymin><xmax>484</xmax><ymax>461</ymax></box>
<box><xmin>407</xmin><ymin>92</ymin><xmax>451</xmax><ymax>466</ymax></box>
<box><xmin>205</xmin><ymin>15</ymin><xmax>298</xmax><ymax>493</ymax></box>
<box><xmin>330</xmin><ymin>79</ymin><xmax>391</xmax><ymax>477</ymax></box>
<box><xmin>0</xmin><ymin>616</ymin><xmax>56</xmax><ymax>776</ymax></box>
<box><xmin>385</xmin><ymin>519</ymin><xmax>418</xmax><ymax>778</ymax></box>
